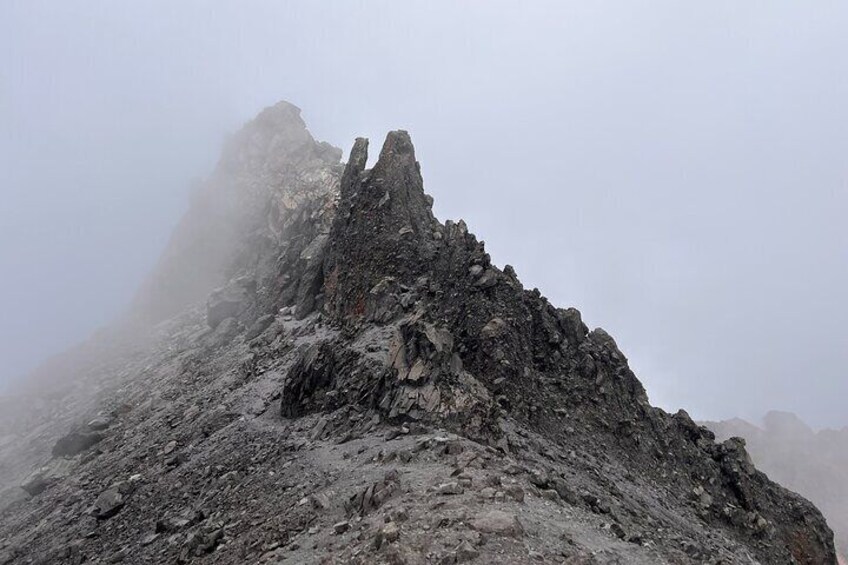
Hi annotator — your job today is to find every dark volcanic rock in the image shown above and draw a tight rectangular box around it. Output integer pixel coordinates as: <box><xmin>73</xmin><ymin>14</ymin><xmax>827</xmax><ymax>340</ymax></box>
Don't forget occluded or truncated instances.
<box><xmin>51</xmin><ymin>430</ymin><xmax>104</xmax><ymax>457</ymax></box>
<box><xmin>705</xmin><ymin>412</ymin><xmax>848</xmax><ymax>561</ymax></box>
<box><xmin>207</xmin><ymin>280</ymin><xmax>252</xmax><ymax>328</ymax></box>
<box><xmin>0</xmin><ymin>102</ymin><xmax>836</xmax><ymax>565</ymax></box>
<box><xmin>92</xmin><ymin>488</ymin><xmax>124</xmax><ymax>519</ymax></box>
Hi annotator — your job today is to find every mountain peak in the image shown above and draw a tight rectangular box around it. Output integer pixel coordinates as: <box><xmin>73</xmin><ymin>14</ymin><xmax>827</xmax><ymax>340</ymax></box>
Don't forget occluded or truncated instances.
<box><xmin>0</xmin><ymin>102</ymin><xmax>836</xmax><ymax>565</ymax></box>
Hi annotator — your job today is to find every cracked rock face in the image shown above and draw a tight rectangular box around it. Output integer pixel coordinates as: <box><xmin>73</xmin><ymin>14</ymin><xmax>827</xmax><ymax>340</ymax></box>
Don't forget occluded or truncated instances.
<box><xmin>0</xmin><ymin>101</ymin><xmax>836</xmax><ymax>564</ymax></box>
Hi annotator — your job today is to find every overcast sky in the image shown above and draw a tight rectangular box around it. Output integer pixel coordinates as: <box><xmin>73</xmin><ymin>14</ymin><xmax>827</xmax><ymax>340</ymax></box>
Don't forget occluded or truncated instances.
<box><xmin>1</xmin><ymin>1</ymin><xmax>846</xmax><ymax>428</ymax></box>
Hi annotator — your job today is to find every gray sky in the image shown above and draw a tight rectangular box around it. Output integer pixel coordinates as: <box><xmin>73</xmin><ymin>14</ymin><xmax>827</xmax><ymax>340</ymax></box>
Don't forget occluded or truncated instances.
<box><xmin>1</xmin><ymin>1</ymin><xmax>846</xmax><ymax>428</ymax></box>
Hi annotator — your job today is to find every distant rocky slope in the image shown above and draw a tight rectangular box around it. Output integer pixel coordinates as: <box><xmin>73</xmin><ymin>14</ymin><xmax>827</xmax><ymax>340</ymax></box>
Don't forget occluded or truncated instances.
<box><xmin>704</xmin><ymin>412</ymin><xmax>848</xmax><ymax>562</ymax></box>
<box><xmin>0</xmin><ymin>102</ymin><xmax>836</xmax><ymax>564</ymax></box>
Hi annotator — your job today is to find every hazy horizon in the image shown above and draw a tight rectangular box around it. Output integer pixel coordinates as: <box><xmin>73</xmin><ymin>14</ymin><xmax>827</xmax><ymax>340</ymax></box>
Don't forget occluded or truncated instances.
<box><xmin>2</xmin><ymin>1</ymin><xmax>846</xmax><ymax>429</ymax></box>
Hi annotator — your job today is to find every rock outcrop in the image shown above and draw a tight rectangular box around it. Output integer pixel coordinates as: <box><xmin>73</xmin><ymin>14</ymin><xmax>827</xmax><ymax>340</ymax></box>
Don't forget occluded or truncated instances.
<box><xmin>0</xmin><ymin>102</ymin><xmax>836</xmax><ymax>564</ymax></box>
<box><xmin>705</xmin><ymin>412</ymin><xmax>848</xmax><ymax>562</ymax></box>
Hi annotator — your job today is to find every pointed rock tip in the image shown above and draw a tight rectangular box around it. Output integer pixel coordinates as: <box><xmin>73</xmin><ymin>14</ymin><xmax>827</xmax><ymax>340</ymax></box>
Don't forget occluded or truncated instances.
<box><xmin>376</xmin><ymin>130</ymin><xmax>416</xmax><ymax>166</ymax></box>
<box><xmin>369</xmin><ymin>130</ymin><xmax>421</xmax><ymax>188</ymax></box>
<box><xmin>348</xmin><ymin>137</ymin><xmax>369</xmax><ymax>171</ymax></box>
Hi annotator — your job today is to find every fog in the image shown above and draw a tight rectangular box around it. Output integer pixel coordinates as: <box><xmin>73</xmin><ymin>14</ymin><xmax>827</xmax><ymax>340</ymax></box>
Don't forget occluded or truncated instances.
<box><xmin>1</xmin><ymin>2</ymin><xmax>846</xmax><ymax>428</ymax></box>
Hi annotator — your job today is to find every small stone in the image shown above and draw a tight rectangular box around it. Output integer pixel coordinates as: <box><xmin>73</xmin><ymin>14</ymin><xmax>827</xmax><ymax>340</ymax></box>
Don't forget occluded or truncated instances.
<box><xmin>470</xmin><ymin>510</ymin><xmax>524</xmax><ymax>538</ymax></box>
<box><xmin>610</xmin><ymin>522</ymin><xmax>627</xmax><ymax>540</ymax></box>
<box><xmin>504</xmin><ymin>463</ymin><xmax>523</xmax><ymax>475</ymax></box>
<box><xmin>551</xmin><ymin>478</ymin><xmax>578</xmax><ymax>505</ymax></box>
<box><xmin>93</xmin><ymin>488</ymin><xmax>124</xmax><ymax>520</ymax></box>
<box><xmin>309</xmin><ymin>417</ymin><xmax>329</xmax><ymax>441</ymax></box>
<box><xmin>529</xmin><ymin>469</ymin><xmax>549</xmax><ymax>489</ymax></box>
<box><xmin>374</xmin><ymin>521</ymin><xmax>401</xmax><ymax>550</ymax></box>
<box><xmin>437</xmin><ymin>482</ymin><xmax>464</xmax><ymax>495</ymax></box>
<box><xmin>481</xmin><ymin>317</ymin><xmax>508</xmax><ymax>339</ymax></box>
<box><xmin>455</xmin><ymin>541</ymin><xmax>480</xmax><ymax>562</ymax></box>
<box><xmin>333</xmin><ymin>521</ymin><xmax>350</xmax><ymax>534</ymax></box>
<box><xmin>245</xmin><ymin>314</ymin><xmax>275</xmax><ymax>340</ymax></box>
<box><xmin>382</xmin><ymin>522</ymin><xmax>400</xmax><ymax>542</ymax></box>
<box><xmin>390</xmin><ymin>507</ymin><xmax>409</xmax><ymax>523</ymax></box>
<box><xmin>540</xmin><ymin>489</ymin><xmax>559</xmax><ymax>501</ymax></box>
<box><xmin>479</xmin><ymin>487</ymin><xmax>496</xmax><ymax>499</ymax></box>
<box><xmin>87</xmin><ymin>417</ymin><xmax>111</xmax><ymax>431</ymax></box>
<box><xmin>310</xmin><ymin>492</ymin><xmax>331</xmax><ymax>510</ymax></box>
<box><xmin>504</xmin><ymin>485</ymin><xmax>524</xmax><ymax>503</ymax></box>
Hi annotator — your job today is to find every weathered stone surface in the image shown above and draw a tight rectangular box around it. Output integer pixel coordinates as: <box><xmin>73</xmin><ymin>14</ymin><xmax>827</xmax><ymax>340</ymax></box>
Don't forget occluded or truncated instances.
<box><xmin>345</xmin><ymin>471</ymin><xmax>401</xmax><ymax>516</ymax></box>
<box><xmin>19</xmin><ymin>458</ymin><xmax>75</xmax><ymax>495</ymax></box>
<box><xmin>244</xmin><ymin>313</ymin><xmax>275</xmax><ymax>341</ymax></box>
<box><xmin>280</xmin><ymin>342</ymin><xmax>356</xmax><ymax>418</ymax></box>
<box><xmin>86</xmin><ymin>416</ymin><xmax>111</xmax><ymax>431</ymax></box>
<box><xmin>470</xmin><ymin>511</ymin><xmax>524</xmax><ymax>537</ymax></box>
<box><xmin>51</xmin><ymin>430</ymin><xmax>104</xmax><ymax>457</ymax></box>
<box><xmin>92</xmin><ymin>488</ymin><xmax>124</xmax><ymax>519</ymax></box>
<box><xmin>207</xmin><ymin>283</ymin><xmax>251</xmax><ymax>329</ymax></box>
<box><xmin>0</xmin><ymin>104</ymin><xmax>836</xmax><ymax>565</ymax></box>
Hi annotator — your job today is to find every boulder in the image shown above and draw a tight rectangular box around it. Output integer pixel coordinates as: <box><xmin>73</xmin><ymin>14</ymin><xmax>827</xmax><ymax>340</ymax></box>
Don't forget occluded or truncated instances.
<box><xmin>206</xmin><ymin>283</ymin><xmax>251</xmax><ymax>328</ymax></box>
<box><xmin>86</xmin><ymin>417</ymin><xmax>111</xmax><ymax>431</ymax></box>
<box><xmin>470</xmin><ymin>510</ymin><xmax>524</xmax><ymax>537</ymax></box>
<box><xmin>244</xmin><ymin>314</ymin><xmax>275</xmax><ymax>341</ymax></box>
<box><xmin>20</xmin><ymin>458</ymin><xmax>75</xmax><ymax>495</ymax></box>
<box><xmin>92</xmin><ymin>488</ymin><xmax>124</xmax><ymax>519</ymax></box>
<box><xmin>52</xmin><ymin>431</ymin><xmax>104</xmax><ymax>457</ymax></box>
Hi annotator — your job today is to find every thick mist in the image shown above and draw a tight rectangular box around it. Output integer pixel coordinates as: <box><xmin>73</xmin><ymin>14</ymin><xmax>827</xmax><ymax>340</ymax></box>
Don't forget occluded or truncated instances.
<box><xmin>1</xmin><ymin>1</ymin><xmax>846</xmax><ymax>428</ymax></box>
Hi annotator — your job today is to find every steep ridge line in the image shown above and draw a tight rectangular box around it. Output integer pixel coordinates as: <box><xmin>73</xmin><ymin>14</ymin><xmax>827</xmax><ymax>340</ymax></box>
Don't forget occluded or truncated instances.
<box><xmin>0</xmin><ymin>101</ymin><xmax>836</xmax><ymax>564</ymax></box>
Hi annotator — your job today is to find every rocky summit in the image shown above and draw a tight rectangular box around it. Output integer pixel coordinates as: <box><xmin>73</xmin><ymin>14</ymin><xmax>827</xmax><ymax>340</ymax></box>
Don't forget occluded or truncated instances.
<box><xmin>0</xmin><ymin>101</ymin><xmax>837</xmax><ymax>564</ymax></box>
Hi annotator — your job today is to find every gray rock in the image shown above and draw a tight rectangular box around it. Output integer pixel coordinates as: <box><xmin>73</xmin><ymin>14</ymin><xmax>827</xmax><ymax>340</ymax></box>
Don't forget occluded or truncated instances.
<box><xmin>437</xmin><ymin>482</ymin><xmax>464</xmax><ymax>495</ymax></box>
<box><xmin>209</xmin><ymin>316</ymin><xmax>240</xmax><ymax>346</ymax></box>
<box><xmin>374</xmin><ymin>521</ymin><xmax>400</xmax><ymax>548</ymax></box>
<box><xmin>21</xmin><ymin>458</ymin><xmax>75</xmax><ymax>495</ymax></box>
<box><xmin>87</xmin><ymin>417</ymin><xmax>112</xmax><ymax>431</ymax></box>
<box><xmin>245</xmin><ymin>314</ymin><xmax>275</xmax><ymax>340</ymax></box>
<box><xmin>52</xmin><ymin>430</ymin><xmax>104</xmax><ymax>457</ymax></box>
<box><xmin>551</xmin><ymin>477</ymin><xmax>579</xmax><ymax>505</ymax></box>
<box><xmin>345</xmin><ymin>471</ymin><xmax>401</xmax><ymax>516</ymax></box>
<box><xmin>481</xmin><ymin>317</ymin><xmax>508</xmax><ymax>339</ymax></box>
<box><xmin>504</xmin><ymin>484</ymin><xmax>525</xmax><ymax>503</ymax></box>
<box><xmin>455</xmin><ymin>541</ymin><xmax>480</xmax><ymax>562</ymax></box>
<box><xmin>470</xmin><ymin>510</ymin><xmax>524</xmax><ymax>537</ymax></box>
<box><xmin>93</xmin><ymin>488</ymin><xmax>124</xmax><ymax>519</ymax></box>
<box><xmin>207</xmin><ymin>284</ymin><xmax>250</xmax><ymax>328</ymax></box>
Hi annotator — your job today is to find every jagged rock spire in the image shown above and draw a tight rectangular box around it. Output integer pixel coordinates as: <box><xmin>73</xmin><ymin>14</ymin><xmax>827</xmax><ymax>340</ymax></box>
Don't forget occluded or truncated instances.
<box><xmin>1</xmin><ymin>103</ymin><xmax>836</xmax><ymax>565</ymax></box>
<box><xmin>323</xmin><ymin>131</ymin><xmax>439</xmax><ymax>322</ymax></box>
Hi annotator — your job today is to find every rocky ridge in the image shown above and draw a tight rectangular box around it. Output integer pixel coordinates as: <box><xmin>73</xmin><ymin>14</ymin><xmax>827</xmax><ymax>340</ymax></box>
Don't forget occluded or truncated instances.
<box><xmin>0</xmin><ymin>101</ymin><xmax>837</xmax><ymax>564</ymax></box>
<box><xmin>704</xmin><ymin>412</ymin><xmax>848</xmax><ymax>563</ymax></box>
